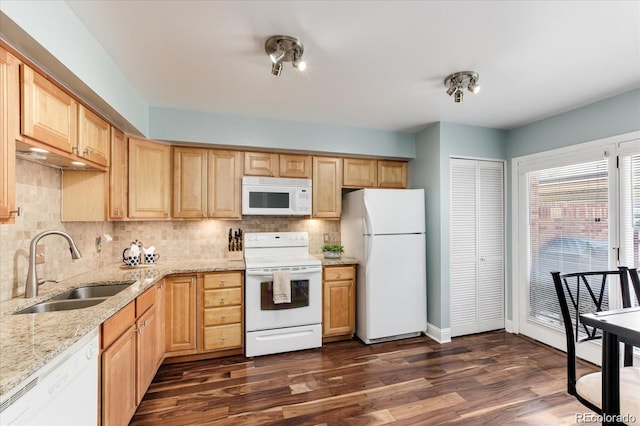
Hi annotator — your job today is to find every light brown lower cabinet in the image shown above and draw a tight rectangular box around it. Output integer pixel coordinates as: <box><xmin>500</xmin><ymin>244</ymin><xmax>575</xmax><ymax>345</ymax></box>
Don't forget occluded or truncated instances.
<box><xmin>322</xmin><ymin>265</ymin><xmax>356</xmax><ymax>341</ymax></box>
<box><xmin>322</xmin><ymin>265</ymin><xmax>356</xmax><ymax>342</ymax></box>
<box><xmin>101</xmin><ymin>283</ymin><xmax>162</xmax><ymax>426</ymax></box>
<box><xmin>164</xmin><ymin>271</ymin><xmax>244</xmax><ymax>362</ymax></box>
<box><xmin>201</xmin><ymin>272</ymin><xmax>243</xmax><ymax>352</ymax></box>
<box><xmin>164</xmin><ymin>275</ymin><xmax>197</xmax><ymax>356</ymax></box>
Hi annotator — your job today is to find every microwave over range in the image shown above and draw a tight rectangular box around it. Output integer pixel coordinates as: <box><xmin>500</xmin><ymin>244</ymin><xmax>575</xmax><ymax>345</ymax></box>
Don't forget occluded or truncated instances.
<box><xmin>242</xmin><ymin>176</ymin><xmax>311</xmax><ymax>216</ymax></box>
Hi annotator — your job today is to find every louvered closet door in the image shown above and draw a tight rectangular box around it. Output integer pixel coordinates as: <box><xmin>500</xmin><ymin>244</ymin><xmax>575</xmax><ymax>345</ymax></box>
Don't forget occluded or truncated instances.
<box><xmin>450</xmin><ymin>158</ymin><xmax>504</xmax><ymax>337</ymax></box>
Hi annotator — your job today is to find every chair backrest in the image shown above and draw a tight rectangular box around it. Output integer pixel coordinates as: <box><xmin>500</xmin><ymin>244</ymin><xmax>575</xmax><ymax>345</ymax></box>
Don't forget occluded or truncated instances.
<box><xmin>627</xmin><ymin>268</ymin><xmax>640</xmax><ymax>306</ymax></box>
<box><xmin>551</xmin><ymin>266</ymin><xmax>634</xmax><ymax>396</ymax></box>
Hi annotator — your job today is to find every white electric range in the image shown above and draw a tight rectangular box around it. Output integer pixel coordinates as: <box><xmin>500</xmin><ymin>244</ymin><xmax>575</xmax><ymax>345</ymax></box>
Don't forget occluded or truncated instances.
<box><xmin>243</xmin><ymin>232</ymin><xmax>322</xmax><ymax>357</ymax></box>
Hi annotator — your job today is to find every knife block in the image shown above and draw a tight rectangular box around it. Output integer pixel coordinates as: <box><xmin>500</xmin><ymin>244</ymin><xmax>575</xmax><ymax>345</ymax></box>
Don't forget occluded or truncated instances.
<box><xmin>228</xmin><ymin>249</ymin><xmax>243</xmax><ymax>261</ymax></box>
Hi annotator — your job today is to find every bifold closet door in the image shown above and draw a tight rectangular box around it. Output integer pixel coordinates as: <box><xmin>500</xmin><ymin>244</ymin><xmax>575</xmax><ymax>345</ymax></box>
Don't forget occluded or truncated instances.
<box><xmin>450</xmin><ymin>158</ymin><xmax>504</xmax><ymax>337</ymax></box>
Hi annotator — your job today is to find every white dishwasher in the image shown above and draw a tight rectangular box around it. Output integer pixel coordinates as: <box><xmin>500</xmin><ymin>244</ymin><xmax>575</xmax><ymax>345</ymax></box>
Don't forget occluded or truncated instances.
<box><xmin>0</xmin><ymin>328</ymin><xmax>99</xmax><ymax>426</ymax></box>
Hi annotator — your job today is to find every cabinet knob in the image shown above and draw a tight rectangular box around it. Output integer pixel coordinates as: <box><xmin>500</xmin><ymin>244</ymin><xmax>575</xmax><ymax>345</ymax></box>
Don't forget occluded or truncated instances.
<box><xmin>83</xmin><ymin>147</ymin><xmax>92</xmax><ymax>156</ymax></box>
<box><xmin>219</xmin><ymin>297</ymin><xmax>225</xmax><ymax>304</ymax></box>
<box><xmin>220</xmin><ymin>315</ymin><xmax>227</xmax><ymax>319</ymax></box>
<box><xmin>220</xmin><ymin>335</ymin><xmax>227</xmax><ymax>341</ymax></box>
<box><xmin>220</xmin><ymin>280</ymin><xmax>225</xmax><ymax>286</ymax></box>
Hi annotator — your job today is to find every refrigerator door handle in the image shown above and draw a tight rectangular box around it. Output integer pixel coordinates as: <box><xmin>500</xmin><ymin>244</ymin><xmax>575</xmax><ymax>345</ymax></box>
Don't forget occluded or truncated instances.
<box><xmin>364</xmin><ymin>198</ymin><xmax>372</xmax><ymax>235</ymax></box>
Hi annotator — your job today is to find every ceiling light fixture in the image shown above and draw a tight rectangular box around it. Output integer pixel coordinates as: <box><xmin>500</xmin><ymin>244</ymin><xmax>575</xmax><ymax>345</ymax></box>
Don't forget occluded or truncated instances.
<box><xmin>444</xmin><ymin>71</ymin><xmax>481</xmax><ymax>103</ymax></box>
<box><xmin>265</xmin><ymin>35</ymin><xmax>306</xmax><ymax>77</ymax></box>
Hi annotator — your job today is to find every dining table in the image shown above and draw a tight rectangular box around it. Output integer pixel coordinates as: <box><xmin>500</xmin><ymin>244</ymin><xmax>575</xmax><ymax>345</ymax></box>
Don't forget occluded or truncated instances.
<box><xmin>580</xmin><ymin>306</ymin><xmax>640</xmax><ymax>426</ymax></box>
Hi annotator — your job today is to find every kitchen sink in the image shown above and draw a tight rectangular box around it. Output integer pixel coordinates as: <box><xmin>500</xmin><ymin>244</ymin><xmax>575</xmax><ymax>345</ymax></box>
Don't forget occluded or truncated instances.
<box><xmin>14</xmin><ymin>298</ymin><xmax>108</xmax><ymax>314</ymax></box>
<box><xmin>50</xmin><ymin>283</ymin><xmax>133</xmax><ymax>300</ymax></box>
<box><xmin>13</xmin><ymin>282</ymin><xmax>134</xmax><ymax>315</ymax></box>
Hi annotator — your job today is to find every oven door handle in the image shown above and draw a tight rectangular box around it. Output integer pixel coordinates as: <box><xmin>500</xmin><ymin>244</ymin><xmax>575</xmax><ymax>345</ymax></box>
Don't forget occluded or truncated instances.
<box><xmin>245</xmin><ymin>266</ymin><xmax>322</xmax><ymax>277</ymax></box>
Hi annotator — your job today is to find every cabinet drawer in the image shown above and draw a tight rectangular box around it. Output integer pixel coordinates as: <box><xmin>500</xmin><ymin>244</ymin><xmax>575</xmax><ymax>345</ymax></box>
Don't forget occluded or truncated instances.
<box><xmin>203</xmin><ymin>324</ymin><xmax>242</xmax><ymax>351</ymax></box>
<box><xmin>204</xmin><ymin>288</ymin><xmax>242</xmax><ymax>307</ymax></box>
<box><xmin>136</xmin><ymin>285</ymin><xmax>156</xmax><ymax>316</ymax></box>
<box><xmin>324</xmin><ymin>266</ymin><xmax>355</xmax><ymax>281</ymax></box>
<box><xmin>203</xmin><ymin>272</ymin><xmax>242</xmax><ymax>289</ymax></box>
<box><xmin>102</xmin><ymin>301</ymin><xmax>135</xmax><ymax>349</ymax></box>
<box><xmin>204</xmin><ymin>306</ymin><xmax>242</xmax><ymax>326</ymax></box>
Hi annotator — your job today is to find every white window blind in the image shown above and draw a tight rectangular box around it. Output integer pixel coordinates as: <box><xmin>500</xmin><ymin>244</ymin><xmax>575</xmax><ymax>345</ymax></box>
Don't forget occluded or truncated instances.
<box><xmin>527</xmin><ymin>159</ymin><xmax>609</xmax><ymax>328</ymax></box>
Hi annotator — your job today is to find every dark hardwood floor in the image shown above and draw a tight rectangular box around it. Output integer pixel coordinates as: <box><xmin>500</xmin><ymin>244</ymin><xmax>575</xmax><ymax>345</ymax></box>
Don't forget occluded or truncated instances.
<box><xmin>131</xmin><ymin>331</ymin><xmax>598</xmax><ymax>425</ymax></box>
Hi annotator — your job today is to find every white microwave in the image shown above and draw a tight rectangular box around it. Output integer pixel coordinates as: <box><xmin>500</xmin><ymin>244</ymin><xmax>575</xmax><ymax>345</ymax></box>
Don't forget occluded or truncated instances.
<box><xmin>242</xmin><ymin>176</ymin><xmax>312</xmax><ymax>216</ymax></box>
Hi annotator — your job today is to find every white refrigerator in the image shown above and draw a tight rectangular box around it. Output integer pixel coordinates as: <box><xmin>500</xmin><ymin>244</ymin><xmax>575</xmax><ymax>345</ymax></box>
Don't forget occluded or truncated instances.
<box><xmin>341</xmin><ymin>188</ymin><xmax>427</xmax><ymax>344</ymax></box>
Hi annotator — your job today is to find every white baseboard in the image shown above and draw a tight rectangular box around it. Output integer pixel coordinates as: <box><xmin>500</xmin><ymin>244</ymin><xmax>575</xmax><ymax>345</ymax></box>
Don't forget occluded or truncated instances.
<box><xmin>505</xmin><ymin>319</ymin><xmax>515</xmax><ymax>334</ymax></box>
<box><xmin>426</xmin><ymin>323</ymin><xmax>451</xmax><ymax>343</ymax></box>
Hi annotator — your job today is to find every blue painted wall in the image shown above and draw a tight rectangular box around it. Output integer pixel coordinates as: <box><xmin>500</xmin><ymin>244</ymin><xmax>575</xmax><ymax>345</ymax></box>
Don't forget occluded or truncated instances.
<box><xmin>149</xmin><ymin>107</ymin><xmax>416</xmax><ymax>158</ymax></box>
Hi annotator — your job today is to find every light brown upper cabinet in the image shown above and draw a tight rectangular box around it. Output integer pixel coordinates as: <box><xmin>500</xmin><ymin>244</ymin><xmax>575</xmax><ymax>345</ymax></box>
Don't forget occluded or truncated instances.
<box><xmin>244</xmin><ymin>151</ymin><xmax>311</xmax><ymax>178</ymax></box>
<box><xmin>173</xmin><ymin>147</ymin><xmax>208</xmax><ymax>218</ymax></box>
<box><xmin>20</xmin><ymin>63</ymin><xmax>109</xmax><ymax>170</ymax></box>
<box><xmin>378</xmin><ymin>160</ymin><xmax>408</xmax><ymax>188</ymax></box>
<box><xmin>77</xmin><ymin>105</ymin><xmax>109</xmax><ymax>167</ymax></box>
<box><xmin>21</xmin><ymin>64</ymin><xmax>78</xmax><ymax>153</ymax></box>
<box><xmin>208</xmin><ymin>150</ymin><xmax>242</xmax><ymax>218</ymax></box>
<box><xmin>312</xmin><ymin>156</ymin><xmax>342</xmax><ymax>219</ymax></box>
<box><xmin>109</xmin><ymin>128</ymin><xmax>128</xmax><ymax>220</ymax></box>
<box><xmin>129</xmin><ymin>137</ymin><xmax>171</xmax><ymax>219</ymax></box>
<box><xmin>343</xmin><ymin>158</ymin><xmax>376</xmax><ymax>188</ymax></box>
<box><xmin>0</xmin><ymin>47</ymin><xmax>19</xmax><ymax>224</ymax></box>
<box><xmin>343</xmin><ymin>158</ymin><xmax>408</xmax><ymax>188</ymax></box>
<box><xmin>280</xmin><ymin>154</ymin><xmax>312</xmax><ymax>178</ymax></box>
<box><xmin>173</xmin><ymin>147</ymin><xmax>241</xmax><ymax>219</ymax></box>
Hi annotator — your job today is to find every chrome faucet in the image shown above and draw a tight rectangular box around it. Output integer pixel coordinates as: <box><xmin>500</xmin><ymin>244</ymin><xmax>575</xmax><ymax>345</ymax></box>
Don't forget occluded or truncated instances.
<box><xmin>25</xmin><ymin>230</ymin><xmax>82</xmax><ymax>298</ymax></box>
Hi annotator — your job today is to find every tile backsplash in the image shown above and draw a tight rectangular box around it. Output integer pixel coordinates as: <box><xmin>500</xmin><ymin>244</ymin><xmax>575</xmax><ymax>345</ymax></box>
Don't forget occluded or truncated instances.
<box><xmin>0</xmin><ymin>159</ymin><xmax>340</xmax><ymax>302</ymax></box>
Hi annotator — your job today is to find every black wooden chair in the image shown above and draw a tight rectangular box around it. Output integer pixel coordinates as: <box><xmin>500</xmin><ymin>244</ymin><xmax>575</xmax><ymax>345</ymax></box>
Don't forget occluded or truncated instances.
<box><xmin>551</xmin><ymin>266</ymin><xmax>639</xmax><ymax>418</ymax></box>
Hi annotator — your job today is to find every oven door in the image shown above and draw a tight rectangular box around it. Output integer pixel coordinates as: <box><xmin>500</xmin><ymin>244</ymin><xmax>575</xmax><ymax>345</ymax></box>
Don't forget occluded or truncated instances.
<box><xmin>245</xmin><ymin>265</ymin><xmax>322</xmax><ymax>331</ymax></box>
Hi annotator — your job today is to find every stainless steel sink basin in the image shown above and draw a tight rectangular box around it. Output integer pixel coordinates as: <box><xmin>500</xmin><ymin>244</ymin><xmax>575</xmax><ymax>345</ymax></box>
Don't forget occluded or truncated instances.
<box><xmin>50</xmin><ymin>283</ymin><xmax>132</xmax><ymax>300</ymax></box>
<box><xmin>14</xmin><ymin>298</ymin><xmax>108</xmax><ymax>314</ymax></box>
<box><xmin>13</xmin><ymin>282</ymin><xmax>134</xmax><ymax>314</ymax></box>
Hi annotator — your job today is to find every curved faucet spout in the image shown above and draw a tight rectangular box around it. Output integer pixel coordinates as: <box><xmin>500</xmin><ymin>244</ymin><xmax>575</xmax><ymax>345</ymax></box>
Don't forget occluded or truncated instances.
<box><xmin>25</xmin><ymin>230</ymin><xmax>83</xmax><ymax>298</ymax></box>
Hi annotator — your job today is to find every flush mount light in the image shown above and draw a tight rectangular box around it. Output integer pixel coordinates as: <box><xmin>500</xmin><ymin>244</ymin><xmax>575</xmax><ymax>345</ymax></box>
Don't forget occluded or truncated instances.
<box><xmin>444</xmin><ymin>71</ymin><xmax>481</xmax><ymax>103</ymax></box>
<box><xmin>265</xmin><ymin>35</ymin><xmax>306</xmax><ymax>77</ymax></box>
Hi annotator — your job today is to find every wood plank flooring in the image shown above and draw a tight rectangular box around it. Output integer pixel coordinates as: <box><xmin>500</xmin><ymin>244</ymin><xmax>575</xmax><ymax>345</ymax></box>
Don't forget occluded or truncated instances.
<box><xmin>131</xmin><ymin>331</ymin><xmax>599</xmax><ymax>425</ymax></box>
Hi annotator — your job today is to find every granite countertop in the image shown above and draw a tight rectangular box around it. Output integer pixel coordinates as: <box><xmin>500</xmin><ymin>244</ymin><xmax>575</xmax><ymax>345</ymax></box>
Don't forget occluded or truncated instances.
<box><xmin>315</xmin><ymin>255</ymin><xmax>359</xmax><ymax>266</ymax></box>
<box><xmin>0</xmin><ymin>258</ymin><xmax>244</xmax><ymax>399</ymax></box>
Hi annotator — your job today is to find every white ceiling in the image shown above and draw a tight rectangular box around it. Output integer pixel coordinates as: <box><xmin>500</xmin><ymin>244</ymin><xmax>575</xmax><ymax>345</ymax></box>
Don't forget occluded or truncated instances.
<box><xmin>65</xmin><ymin>0</ymin><xmax>640</xmax><ymax>133</ymax></box>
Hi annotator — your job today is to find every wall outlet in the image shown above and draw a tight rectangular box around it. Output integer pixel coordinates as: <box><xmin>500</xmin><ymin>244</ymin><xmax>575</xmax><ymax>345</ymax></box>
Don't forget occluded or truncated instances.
<box><xmin>323</xmin><ymin>233</ymin><xmax>329</xmax><ymax>243</ymax></box>
<box><xmin>36</xmin><ymin>244</ymin><xmax>45</xmax><ymax>264</ymax></box>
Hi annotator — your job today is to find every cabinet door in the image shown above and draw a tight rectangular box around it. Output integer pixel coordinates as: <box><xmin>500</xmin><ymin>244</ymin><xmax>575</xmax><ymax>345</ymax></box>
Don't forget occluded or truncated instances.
<box><xmin>244</xmin><ymin>151</ymin><xmax>279</xmax><ymax>176</ymax></box>
<box><xmin>377</xmin><ymin>160</ymin><xmax>408</xmax><ymax>188</ymax></box>
<box><xmin>323</xmin><ymin>280</ymin><xmax>355</xmax><ymax>336</ymax></box>
<box><xmin>102</xmin><ymin>325</ymin><xmax>137</xmax><ymax>426</ymax></box>
<box><xmin>280</xmin><ymin>154</ymin><xmax>311</xmax><ymax>178</ymax></box>
<box><xmin>343</xmin><ymin>158</ymin><xmax>376</xmax><ymax>188</ymax></box>
<box><xmin>136</xmin><ymin>305</ymin><xmax>158</xmax><ymax>404</ymax></box>
<box><xmin>128</xmin><ymin>137</ymin><xmax>171</xmax><ymax>219</ymax></box>
<box><xmin>164</xmin><ymin>276</ymin><xmax>197</xmax><ymax>355</ymax></box>
<box><xmin>208</xmin><ymin>150</ymin><xmax>241</xmax><ymax>218</ymax></box>
<box><xmin>21</xmin><ymin>64</ymin><xmax>77</xmax><ymax>153</ymax></box>
<box><xmin>109</xmin><ymin>128</ymin><xmax>128</xmax><ymax>220</ymax></box>
<box><xmin>313</xmin><ymin>156</ymin><xmax>342</xmax><ymax>218</ymax></box>
<box><xmin>173</xmin><ymin>147</ymin><xmax>208</xmax><ymax>218</ymax></box>
<box><xmin>78</xmin><ymin>105</ymin><xmax>109</xmax><ymax>167</ymax></box>
<box><xmin>0</xmin><ymin>47</ymin><xmax>18</xmax><ymax>223</ymax></box>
